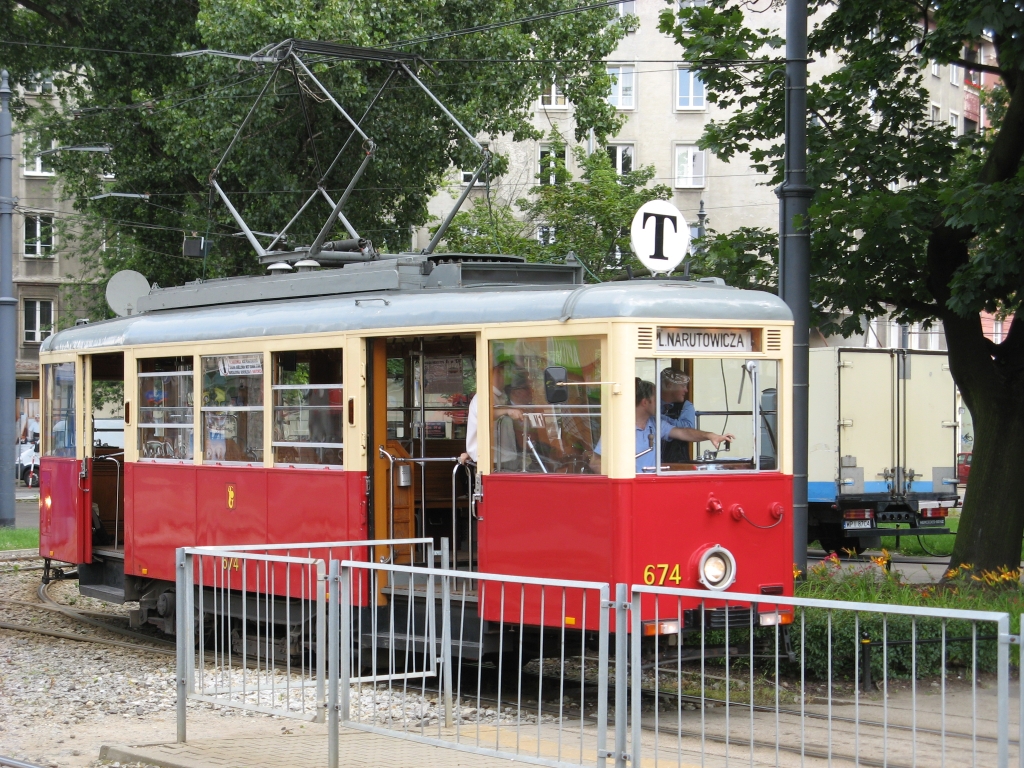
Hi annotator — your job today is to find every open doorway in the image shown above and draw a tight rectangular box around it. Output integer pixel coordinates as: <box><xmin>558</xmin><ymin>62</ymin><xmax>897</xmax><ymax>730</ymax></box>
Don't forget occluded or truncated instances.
<box><xmin>369</xmin><ymin>336</ymin><xmax>477</xmax><ymax>567</ymax></box>
<box><xmin>88</xmin><ymin>352</ymin><xmax>125</xmax><ymax>553</ymax></box>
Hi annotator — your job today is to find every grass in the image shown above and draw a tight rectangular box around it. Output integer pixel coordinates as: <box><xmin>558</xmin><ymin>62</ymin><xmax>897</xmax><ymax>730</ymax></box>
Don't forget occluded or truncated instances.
<box><xmin>0</xmin><ymin>527</ymin><xmax>39</xmax><ymax>551</ymax></box>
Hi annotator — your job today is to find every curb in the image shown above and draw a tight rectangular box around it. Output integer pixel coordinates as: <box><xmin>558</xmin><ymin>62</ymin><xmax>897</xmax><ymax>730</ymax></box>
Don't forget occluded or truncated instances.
<box><xmin>99</xmin><ymin>744</ymin><xmax>198</xmax><ymax>768</ymax></box>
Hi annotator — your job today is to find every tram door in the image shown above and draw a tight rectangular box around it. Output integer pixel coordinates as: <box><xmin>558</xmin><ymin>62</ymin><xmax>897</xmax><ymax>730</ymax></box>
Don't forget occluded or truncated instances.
<box><xmin>84</xmin><ymin>352</ymin><xmax>126</xmax><ymax>556</ymax></box>
<box><xmin>368</xmin><ymin>336</ymin><xmax>477</xmax><ymax>567</ymax></box>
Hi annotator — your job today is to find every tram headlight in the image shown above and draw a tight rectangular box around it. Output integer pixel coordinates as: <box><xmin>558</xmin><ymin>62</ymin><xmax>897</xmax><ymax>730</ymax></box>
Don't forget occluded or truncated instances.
<box><xmin>697</xmin><ymin>545</ymin><xmax>736</xmax><ymax>591</ymax></box>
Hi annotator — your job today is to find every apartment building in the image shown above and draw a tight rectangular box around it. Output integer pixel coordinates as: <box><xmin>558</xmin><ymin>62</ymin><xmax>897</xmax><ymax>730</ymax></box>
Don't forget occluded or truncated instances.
<box><xmin>419</xmin><ymin>0</ymin><xmax>782</xmax><ymax>249</ymax></box>
<box><xmin>11</xmin><ymin>80</ymin><xmax>84</xmax><ymax>438</ymax></box>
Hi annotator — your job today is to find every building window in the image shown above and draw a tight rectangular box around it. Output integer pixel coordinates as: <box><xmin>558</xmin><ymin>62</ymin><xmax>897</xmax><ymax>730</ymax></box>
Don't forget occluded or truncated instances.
<box><xmin>678</xmin><ymin>0</ymin><xmax>708</xmax><ymax>7</ymax></box>
<box><xmin>24</xmin><ymin>215</ymin><xmax>53</xmax><ymax>256</ymax></box>
<box><xmin>950</xmin><ymin>61</ymin><xmax>961</xmax><ymax>86</ymax></box>
<box><xmin>964</xmin><ymin>48</ymin><xmax>981</xmax><ymax>87</ymax></box>
<box><xmin>461</xmin><ymin>143</ymin><xmax>489</xmax><ymax>184</ymax></box>
<box><xmin>676</xmin><ymin>68</ymin><xmax>705</xmax><ymax>110</ymax></box>
<box><xmin>607</xmin><ymin>65</ymin><xmax>635</xmax><ymax>109</ymax></box>
<box><xmin>606</xmin><ymin>144</ymin><xmax>634</xmax><ymax>175</ymax></box>
<box><xmin>537</xmin><ymin>225</ymin><xmax>556</xmax><ymax>245</ymax></box>
<box><xmin>23</xmin><ymin>299</ymin><xmax>53</xmax><ymax>344</ymax></box>
<box><xmin>540</xmin><ymin>83</ymin><xmax>567</xmax><ymax>109</ymax></box>
<box><xmin>930</xmin><ymin>61</ymin><xmax>940</xmax><ymax>78</ymax></box>
<box><xmin>964</xmin><ymin>117</ymin><xmax>978</xmax><ymax>133</ymax></box>
<box><xmin>618</xmin><ymin>1</ymin><xmax>635</xmax><ymax>16</ymax></box>
<box><xmin>539</xmin><ymin>145</ymin><xmax>566</xmax><ymax>185</ymax></box>
<box><xmin>23</xmin><ymin>74</ymin><xmax>52</xmax><ymax>95</ymax></box>
<box><xmin>674</xmin><ymin>144</ymin><xmax>706</xmax><ymax>188</ymax></box>
<box><xmin>24</xmin><ymin>135</ymin><xmax>54</xmax><ymax>176</ymax></box>
<box><xmin>949</xmin><ymin>111</ymin><xmax>960</xmax><ymax>135</ymax></box>
<box><xmin>930</xmin><ymin>104</ymin><xmax>941</xmax><ymax>124</ymax></box>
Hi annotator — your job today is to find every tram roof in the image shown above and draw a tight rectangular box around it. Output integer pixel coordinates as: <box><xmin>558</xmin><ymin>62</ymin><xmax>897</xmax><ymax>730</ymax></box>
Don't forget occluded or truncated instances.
<box><xmin>42</xmin><ymin>270</ymin><xmax>791</xmax><ymax>353</ymax></box>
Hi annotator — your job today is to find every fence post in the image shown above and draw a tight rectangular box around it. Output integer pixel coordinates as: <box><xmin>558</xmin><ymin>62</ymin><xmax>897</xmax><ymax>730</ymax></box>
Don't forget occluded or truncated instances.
<box><xmin>339</xmin><ymin>563</ymin><xmax>352</xmax><ymax>722</ymax></box>
<box><xmin>622</xmin><ymin>585</ymin><xmax>638</xmax><ymax>768</ymax></box>
<box><xmin>175</xmin><ymin>548</ymin><xmax>187</xmax><ymax>743</ymax></box>
<box><xmin>860</xmin><ymin>633</ymin><xmax>872</xmax><ymax>693</ymax></box>
<box><xmin>328</xmin><ymin>560</ymin><xmax>339</xmax><ymax>768</ymax></box>
<box><xmin>317</xmin><ymin>559</ymin><xmax>327</xmax><ymax>724</ymax></box>
<box><xmin>614</xmin><ymin>583</ymin><xmax>629</xmax><ymax>768</ymax></box>
<box><xmin>997</xmin><ymin>614</ymin><xmax>1009</xmax><ymax>768</ymax></box>
<box><xmin>595</xmin><ymin>585</ymin><xmax>610</xmax><ymax>768</ymax></box>
<box><xmin>440</xmin><ymin>539</ymin><xmax>453</xmax><ymax>728</ymax></box>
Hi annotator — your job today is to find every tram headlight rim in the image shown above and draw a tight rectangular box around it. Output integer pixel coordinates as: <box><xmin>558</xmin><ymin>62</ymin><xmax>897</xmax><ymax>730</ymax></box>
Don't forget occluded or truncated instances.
<box><xmin>697</xmin><ymin>545</ymin><xmax>737</xmax><ymax>591</ymax></box>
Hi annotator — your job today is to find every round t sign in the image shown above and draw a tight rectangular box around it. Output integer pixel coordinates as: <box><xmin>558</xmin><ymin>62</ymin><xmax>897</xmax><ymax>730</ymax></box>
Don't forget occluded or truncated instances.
<box><xmin>630</xmin><ymin>200</ymin><xmax>689</xmax><ymax>275</ymax></box>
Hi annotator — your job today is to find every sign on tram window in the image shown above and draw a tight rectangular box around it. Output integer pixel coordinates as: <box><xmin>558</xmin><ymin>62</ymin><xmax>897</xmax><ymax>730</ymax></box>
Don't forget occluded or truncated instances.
<box><xmin>487</xmin><ymin>336</ymin><xmax>603</xmax><ymax>474</ymax></box>
<box><xmin>634</xmin><ymin>357</ymin><xmax>779</xmax><ymax>474</ymax></box>
<box><xmin>138</xmin><ymin>357</ymin><xmax>194</xmax><ymax>462</ymax></box>
<box><xmin>656</xmin><ymin>327</ymin><xmax>756</xmax><ymax>353</ymax></box>
<box><xmin>201</xmin><ymin>355</ymin><xmax>264</xmax><ymax>464</ymax></box>
<box><xmin>43</xmin><ymin>362</ymin><xmax>75</xmax><ymax>457</ymax></box>
<box><xmin>271</xmin><ymin>349</ymin><xmax>344</xmax><ymax>467</ymax></box>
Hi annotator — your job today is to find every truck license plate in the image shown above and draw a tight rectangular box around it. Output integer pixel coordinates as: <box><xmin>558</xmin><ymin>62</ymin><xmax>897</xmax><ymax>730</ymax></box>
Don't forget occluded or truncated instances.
<box><xmin>843</xmin><ymin>520</ymin><xmax>872</xmax><ymax>530</ymax></box>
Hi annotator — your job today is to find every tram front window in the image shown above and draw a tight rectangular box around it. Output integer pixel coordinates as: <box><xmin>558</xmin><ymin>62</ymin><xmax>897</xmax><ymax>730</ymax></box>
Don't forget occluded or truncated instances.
<box><xmin>272</xmin><ymin>348</ymin><xmax>344</xmax><ymax>466</ymax></box>
<box><xmin>488</xmin><ymin>336</ymin><xmax>602</xmax><ymax>474</ymax></box>
<box><xmin>201</xmin><ymin>354</ymin><xmax>264</xmax><ymax>464</ymax></box>
<box><xmin>43</xmin><ymin>362</ymin><xmax>75</xmax><ymax>457</ymax></box>
<box><xmin>635</xmin><ymin>357</ymin><xmax>779</xmax><ymax>472</ymax></box>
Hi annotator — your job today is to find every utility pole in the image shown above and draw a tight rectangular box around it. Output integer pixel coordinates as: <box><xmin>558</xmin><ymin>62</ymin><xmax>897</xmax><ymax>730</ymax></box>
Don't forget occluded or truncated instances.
<box><xmin>776</xmin><ymin>4</ymin><xmax>812</xmax><ymax>573</ymax></box>
<box><xmin>1</xmin><ymin>71</ymin><xmax>16</xmax><ymax>529</ymax></box>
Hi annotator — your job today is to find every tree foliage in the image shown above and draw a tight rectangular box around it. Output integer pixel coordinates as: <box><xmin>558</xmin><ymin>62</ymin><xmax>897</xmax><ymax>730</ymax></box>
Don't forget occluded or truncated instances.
<box><xmin>2</xmin><ymin>0</ymin><xmax>632</xmax><ymax>315</ymax></box>
<box><xmin>661</xmin><ymin>0</ymin><xmax>1024</xmax><ymax>571</ymax></box>
<box><xmin>438</xmin><ymin>133</ymin><xmax>672</xmax><ymax>280</ymax></box>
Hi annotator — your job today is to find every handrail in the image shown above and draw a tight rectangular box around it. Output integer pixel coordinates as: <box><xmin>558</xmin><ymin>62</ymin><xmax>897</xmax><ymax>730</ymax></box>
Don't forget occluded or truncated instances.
<box><xmin>451</xmin><ymin>461</ymin><xmax>476</xmax><ymax>571</ymax></box>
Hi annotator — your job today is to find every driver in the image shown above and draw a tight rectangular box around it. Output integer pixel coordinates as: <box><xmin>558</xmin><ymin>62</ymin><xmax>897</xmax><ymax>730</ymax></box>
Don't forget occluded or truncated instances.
<box><xmin>590</xmin><ymin>378</ymin><xmax>735</xmax><ymax>474</ymax></box>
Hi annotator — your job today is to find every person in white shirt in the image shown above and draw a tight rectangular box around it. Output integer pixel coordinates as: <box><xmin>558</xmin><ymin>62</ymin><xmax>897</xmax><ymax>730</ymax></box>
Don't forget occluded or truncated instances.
<box><xmin>460</xmin><ymin>363</ymin><xmax>524</xmax><ymax>464</ymax></box>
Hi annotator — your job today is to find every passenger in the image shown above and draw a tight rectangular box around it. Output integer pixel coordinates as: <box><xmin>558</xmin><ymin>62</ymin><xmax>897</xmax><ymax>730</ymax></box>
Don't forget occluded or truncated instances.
<box><xmin>590</xmin><ymin>378</ymin><xmax>734</xmax><ymax>474</ymax></box>
<box><xmin>660</xmin><ymin>368</ymin><xmax>695</xmax><ymax>462</ymax></box>
<box><xmin>459</xmin><ymin>363</ymin><xmax>524</xmax><ymax>465</ymax></box>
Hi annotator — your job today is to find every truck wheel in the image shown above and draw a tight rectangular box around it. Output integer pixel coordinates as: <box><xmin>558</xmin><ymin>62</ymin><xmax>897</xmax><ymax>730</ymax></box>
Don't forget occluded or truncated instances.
<box><xmin>22</xmin><ymin>468</ymin><xmax>38</xmax><ymax>488</ymax></box>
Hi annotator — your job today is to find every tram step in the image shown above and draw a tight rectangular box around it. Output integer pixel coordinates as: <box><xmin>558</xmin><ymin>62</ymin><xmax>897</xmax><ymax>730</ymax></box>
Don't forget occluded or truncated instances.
<box><xmin>79</xmin><ymin>584</ymin><xmax>126</xmax><ymax>604</ymax></box>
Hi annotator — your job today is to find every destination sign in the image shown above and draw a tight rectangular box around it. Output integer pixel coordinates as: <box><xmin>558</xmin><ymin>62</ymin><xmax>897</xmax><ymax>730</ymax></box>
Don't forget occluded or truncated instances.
<box><xmin>657</xmin><ymin>327</ymin><xmax>753</xmax><ymax>353</ymax></box>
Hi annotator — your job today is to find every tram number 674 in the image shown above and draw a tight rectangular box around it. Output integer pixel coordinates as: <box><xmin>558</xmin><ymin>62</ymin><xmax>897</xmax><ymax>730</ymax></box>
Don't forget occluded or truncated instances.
<box><xmin>643</xmin><ymin>563</ymin><xmax>682</xmax><ymax>586</ymax></box>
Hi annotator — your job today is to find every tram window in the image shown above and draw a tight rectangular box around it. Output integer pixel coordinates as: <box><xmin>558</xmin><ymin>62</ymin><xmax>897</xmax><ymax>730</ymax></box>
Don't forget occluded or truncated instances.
<box><xmin>200</xmin><ymin>354</ymin><xmax>264</xmax><ymax>464</ymax></box>
<box><xmin>43</xmin><ymin>362</ymin><xmax>75</xmax><ymax>457</ymax></box>
<box><xmin>272</xmin><ymin>348</ymin><xmax>344</xmax><ymax>466</ymax></box>
<box><xmin>637</xmin><ymin>357</ymin><xmax>779</xmax><ymax>473</ymax></box>
<box><xmin>138</xmin><ymin>357</ymin><xmax>193</xmax><ymax>461</ymax></box>
<box><xmin>488</xmin><ymin>336</ymin><xmax>602</xmax><ymax>474</ymax></box>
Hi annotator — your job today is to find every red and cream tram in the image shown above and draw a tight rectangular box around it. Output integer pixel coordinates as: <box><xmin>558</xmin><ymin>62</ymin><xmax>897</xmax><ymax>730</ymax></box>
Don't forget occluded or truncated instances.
<box><xmin>37</xmin><ymin>253</ymin><xmax>793</xmax><ymax>636</ymax></box>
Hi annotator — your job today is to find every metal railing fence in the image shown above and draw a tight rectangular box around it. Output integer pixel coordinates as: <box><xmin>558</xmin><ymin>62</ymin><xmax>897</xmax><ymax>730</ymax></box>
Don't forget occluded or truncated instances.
<box><xmin>328</xmin><ymin>559</ymin><xmax>613</xmax><ymax>768</ymax></box>
<box><xmin>175</xmin><ymin>547</ymin><xmax>326</xmax><ymax>742</ymax></box>
<box><xmin>629</xmin><ymin>585</ymin><xmax>1016</xmax><ymax>768</ymax></box>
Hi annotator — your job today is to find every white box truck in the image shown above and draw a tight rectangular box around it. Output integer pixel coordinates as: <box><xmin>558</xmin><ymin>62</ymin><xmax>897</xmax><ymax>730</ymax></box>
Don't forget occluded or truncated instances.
<box><xmin>808</xmin><ymin>347</ymin><xmax>959</xmax><ymax>553</ymax></box>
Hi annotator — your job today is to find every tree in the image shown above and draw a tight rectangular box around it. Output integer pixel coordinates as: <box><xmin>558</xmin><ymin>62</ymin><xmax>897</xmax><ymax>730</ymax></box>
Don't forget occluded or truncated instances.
<box><xmin>438</xmin><ymin>133</ymin><xmax>672</xmax><ymax>279</ymax></box>
<box><xmin>661</xmin><ymin>1</ymin><xmax>1024</xmax><ymax>571</ymax></box>
<box><xmin>1</xmin><ymin>0</ymin><xmax>633</xmax><ymax>316</ymax></box>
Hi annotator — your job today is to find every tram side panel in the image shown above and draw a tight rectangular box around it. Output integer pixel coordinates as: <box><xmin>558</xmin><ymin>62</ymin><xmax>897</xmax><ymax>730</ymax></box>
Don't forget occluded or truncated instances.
<box><xmin>477</xmin><ymin>474</ymin><xmax>615</xmax><ymax>631</ymax></box>
<box><xmin>127</xmin><ymin>464</ymin><xmax>368</xmax><ymax>586</ymax></box>
<box><xmin>477</xmin><ymin>472</ymin><xmax>792</xmax><ymax>629</ymax></box>
<box><xmin>39</xmin><ymin>456</ymin><xmax>87</xmax><ymax>564</ymax></box>
<box><xmin>127</xmin><ymin>463</ymin><xmax>197</xmax><ymax>581</ymax></box>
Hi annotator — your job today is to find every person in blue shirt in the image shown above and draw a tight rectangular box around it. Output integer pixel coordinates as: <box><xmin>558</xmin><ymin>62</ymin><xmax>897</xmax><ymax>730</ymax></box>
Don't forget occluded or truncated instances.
<box><xmin>660</xmin><ymin>368</ymin><xmax>695</xmax><ymax>462</ymax></box>
<box><xmin>591</xmin><ymin>378</ymin><xmax>733</xmax><ymax>473</ymax></box>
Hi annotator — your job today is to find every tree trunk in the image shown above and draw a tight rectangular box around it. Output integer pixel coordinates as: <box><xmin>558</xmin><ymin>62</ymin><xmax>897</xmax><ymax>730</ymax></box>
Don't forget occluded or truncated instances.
<box><xmin>944</xmin><ymin>311</ymin><xmax>1024</xmax><ymax>573</ymax></box>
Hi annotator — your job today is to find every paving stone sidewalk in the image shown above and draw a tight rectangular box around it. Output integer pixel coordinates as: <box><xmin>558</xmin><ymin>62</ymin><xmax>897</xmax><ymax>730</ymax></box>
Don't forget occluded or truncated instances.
<box><xmin>101</xmin><ymin>729</ymin><xmax>547</xmax><ymax>768</ymax></box>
